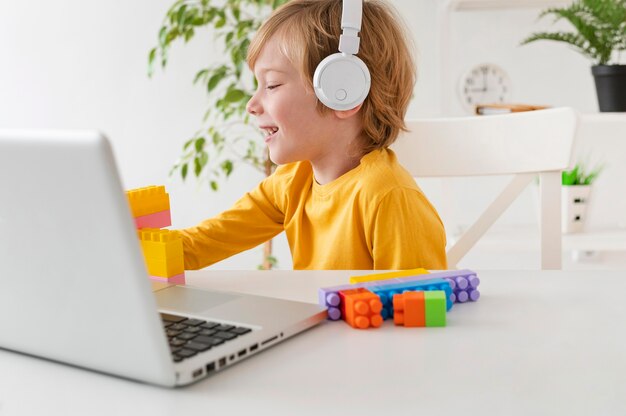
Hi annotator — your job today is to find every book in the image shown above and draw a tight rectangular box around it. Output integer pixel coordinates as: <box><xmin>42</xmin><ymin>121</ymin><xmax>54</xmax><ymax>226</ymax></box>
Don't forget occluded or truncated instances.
<box><xmin>475</xmin><ymin>103</ymin><xmax>549</xmax><ymax>115</ymax></box>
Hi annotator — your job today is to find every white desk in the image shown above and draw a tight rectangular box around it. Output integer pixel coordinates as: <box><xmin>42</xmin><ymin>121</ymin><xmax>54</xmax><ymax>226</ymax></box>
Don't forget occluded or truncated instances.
<box><xmin>1</xmin><ymin>270</ymin><xmax>626</xmax><ymax>415</ymax></box>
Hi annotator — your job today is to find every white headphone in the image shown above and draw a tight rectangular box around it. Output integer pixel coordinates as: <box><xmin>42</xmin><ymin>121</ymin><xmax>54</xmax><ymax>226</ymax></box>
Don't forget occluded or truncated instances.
<box><xmin>313</xmin><ymin>0</ymin><xmax>370</xmax><ymax>111</ymax></box>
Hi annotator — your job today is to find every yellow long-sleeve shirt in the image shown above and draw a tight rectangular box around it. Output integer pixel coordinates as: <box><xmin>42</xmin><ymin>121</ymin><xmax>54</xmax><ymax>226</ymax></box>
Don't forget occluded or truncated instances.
<box><xmin>179</xmin><ymin>148</ymin><xmax>447</xmax><ymax>270</ymax></box>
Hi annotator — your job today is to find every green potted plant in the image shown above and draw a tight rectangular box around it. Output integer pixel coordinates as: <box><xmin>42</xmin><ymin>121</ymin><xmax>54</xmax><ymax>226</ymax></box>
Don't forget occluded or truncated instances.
<box><xmin>561</xmin><ymin>163</ymin><xmax>603</xmax><ymax>233</ymax></box>
<box><xmin>148</xmin><ymin>0</ymin><xmax>288</xmax><ymax>269</ymax></box>
<box><xmin>521</xmin><ymin>0</ymin><xmax>626</xmax><ymax>112</ymax></box>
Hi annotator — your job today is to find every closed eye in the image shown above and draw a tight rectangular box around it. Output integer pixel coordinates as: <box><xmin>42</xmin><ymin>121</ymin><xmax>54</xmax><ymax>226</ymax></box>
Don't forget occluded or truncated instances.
<box><xmin>266</xmin><ymin>84</ymin><xmax>281</xmax><ymax>90</ymax></box>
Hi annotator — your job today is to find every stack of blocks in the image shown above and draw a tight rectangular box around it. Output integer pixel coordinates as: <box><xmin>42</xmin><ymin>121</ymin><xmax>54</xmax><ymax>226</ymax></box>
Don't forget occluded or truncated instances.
<box><xmin>318</xmin><ymin>269</ymin><xmax>480</xmax><ymax>329</ymax></box>
<box><xmin>393</xmin><ymin>291</ymin><xmax>446</xmax><ymax>327</ymax></box>
<box><xmin>126</xmin><ymin>185</ymin><xmax>185</xmax><ymax>284</ymax></box>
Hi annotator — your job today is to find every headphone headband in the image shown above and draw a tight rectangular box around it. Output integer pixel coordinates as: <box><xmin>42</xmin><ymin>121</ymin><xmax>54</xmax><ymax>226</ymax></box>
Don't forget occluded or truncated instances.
<box><xmin>339</xmin><ymin>0</ymin><xmax>362</xmax><ymax>55</ymax></box>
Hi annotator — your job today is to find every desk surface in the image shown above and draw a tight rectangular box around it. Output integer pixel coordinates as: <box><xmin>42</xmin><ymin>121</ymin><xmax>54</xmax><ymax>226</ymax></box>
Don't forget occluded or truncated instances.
<box><xmin>1</xmin><ymin>270</ymin><xmax>625</xmax><ymax>415</ymax></box>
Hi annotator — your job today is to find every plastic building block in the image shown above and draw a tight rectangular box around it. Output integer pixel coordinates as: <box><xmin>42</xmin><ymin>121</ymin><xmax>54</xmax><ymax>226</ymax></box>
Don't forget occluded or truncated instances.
<box><xmin>339</xmin><ymin>288</ymin><xmax>383</xmax><ymax>329</ymax></box>
<box><xmin>318</xmin><ymin>269</ymin><xmax>480</xmax><ymax>320</ymax></box>
<box><xmin>126</xmin><ymin>185</ymin><xmax>170</xmax><ymax>218</ymax></box>
<box><xmin>439</xmin><ymin>270</ymin><xmax>480</xmax><ymax>304</ymax></box>
<box><xmin>138</xmin><ymin>228</ymin><xmax>184</xmax><ymax>278</ymax></box>
<box><xmin>393</xmin><ymin>291</ymin><xmax>425</xmax><ymax>327</ymax></box>
<box><xmin>369</xmin><ymin>278</ymin><xmax>452</xmax><ymax>320</ymax></box>
<box><xmin>349</xmin><ymin>268</ymin><xmax>428</xmax><ymax>284</ymax></box>
<box><xmin>150</xmin><ymin>273</ymin><xmax>186</xmax><ymax>285</ymax></box>
<box><xmin>424</xmin><ymin>291</ymin><xmax>446</xmax><ymax>327</ymax></box>
<box><xmin>393</xmin><ymin>290</ymin><xmax>447</xmax><ymax>327</ymax></box>
<box><xmin>134</xmin><ymin>209</ymin><xmax>172</xmax><ymax>229</ymax></box>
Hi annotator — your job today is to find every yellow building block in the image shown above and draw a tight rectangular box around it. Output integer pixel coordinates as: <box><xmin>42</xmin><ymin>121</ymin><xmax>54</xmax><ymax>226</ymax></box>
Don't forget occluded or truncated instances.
<box><xmin>137</xmin><ymin>228</ymin><xmax>184</xmax><ymax>277</ymax></box>
<box><xmin>126</xmin><ymin>185</ymin><xmax>170</xmax><ymax>218</ymax></box>
<box><xmin>145</xmin><ymin>257</ymin><xmax>184</xmax><ymax>278</ymax></box>
<box><xmin>349</xmin><ymin>268</ymin><xmax>429</xmax><ymax>284</ymax></box>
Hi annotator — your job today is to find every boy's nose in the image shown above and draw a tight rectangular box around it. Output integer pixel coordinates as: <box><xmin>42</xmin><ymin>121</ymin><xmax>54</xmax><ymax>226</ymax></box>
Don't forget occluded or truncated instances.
<box><xmin>246</xmin><ymin>95</ymin><xmax>262</xmax><ymax>116</ymax></box>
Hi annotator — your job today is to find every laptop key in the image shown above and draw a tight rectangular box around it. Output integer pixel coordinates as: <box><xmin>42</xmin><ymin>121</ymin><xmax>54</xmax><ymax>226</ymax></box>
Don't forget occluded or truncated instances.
<box><xmin>173</xmin><ymin>355</ymin><xmax>183</xmax><ymax>363</ymax></box>
<box><xmin>177</xmin><ymin>348</ymin><xmax>197</xmax><ymax>358</ymax></box>
<box><xmin>170</xmin><ymin>338</ymin><xmax>187</xmax><ymax>347</ymax></box>
<box><xmin>183</xmin><ymin>326</ymin><xmax>201</xmax><ymax>334</ymax></box>
<box><xmin>200</xmin><ymin>322</ymin><xmax>220</xmax><ymax>329</ymax></box>
<box><xmin>161</xmin><ymin>313</ymin><xmax>187</xmax><ymax>323</ymax></box>
<box><xmin>185</xmin><ymin>341</ymin><xmax>212</xmax><ymax>352</ymax></box>
<box><xmin>170</xmin><ymin>323</ymin><xmax>188</xmax><ymax>331</ymax></box>
<box><xmin>177</xmin><ymin>332</ymin><xmax>197</xmax><ymax>341</ymax></box>
<box><xmin>166</xmin><ymin>329</ymin><xmax>182</xmax><ymax>338</ymax></box>
<box><xmin>194</xmin><ymin>335</ymin><xmax>225</xmax><ymax>347</ymax></box>
<box><xmin>214</xmin><ymin>324</ymin><xmax>235</xmax><ymax>331</ymax></box>
<box><xmin>199</xmin><ymin>329</ymin><xmax>217</xmax><ymax>337</ymax></box>
<box><xmin>213</xmin><ymin>331</ymin><xmax>237</xmax><ymax>341</ymax></box>
<box><xmin>230</xmin><ymin>327</ymin><xmax>252</xmax><ymax>335</ymax></box>
<box><xmin>162</xmin><ymin>321</ymin><xmax>173</xmax><ymax>328</ymax></box>
<box><xmin>182</xmin><ymin>318</ymin><xmax>206</xmax><ymax>327</ymax></box>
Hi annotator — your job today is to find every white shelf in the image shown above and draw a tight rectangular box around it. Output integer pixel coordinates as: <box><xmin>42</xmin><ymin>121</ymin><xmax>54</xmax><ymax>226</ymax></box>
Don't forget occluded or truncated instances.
<box><xmin>454</xmin><ymin>0</ymin><xmax>571</xmax><ymax>10</ymax></box>
<box><xmin>580</xmin><ymin>113</ymin><xmax>626</xmax><ymax>123</ymax></box>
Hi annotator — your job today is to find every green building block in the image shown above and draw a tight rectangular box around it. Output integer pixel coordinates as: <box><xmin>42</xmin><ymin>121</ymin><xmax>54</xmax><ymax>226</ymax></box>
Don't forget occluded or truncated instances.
<box><xmin>424</xmin><ymin>290</ymin><xmax>447</xmax><ymax>327</ymax></box>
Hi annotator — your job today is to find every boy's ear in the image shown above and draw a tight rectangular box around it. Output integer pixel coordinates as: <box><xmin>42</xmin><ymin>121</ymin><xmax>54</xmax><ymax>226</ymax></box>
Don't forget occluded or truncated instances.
<box><xmin>334</xmin><ymin>103</ymin><xmax>363</xmax><ymax>119</ymax></box>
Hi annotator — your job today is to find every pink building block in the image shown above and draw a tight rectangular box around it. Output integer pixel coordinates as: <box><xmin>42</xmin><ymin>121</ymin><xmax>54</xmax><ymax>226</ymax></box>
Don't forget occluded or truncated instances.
<box><xmin>134</xmin><ymin>210</ymin><xmax>172</xmax><ymax>229</ymax></box>
<box><xmin>149</xmin><ymin>273</ymin><xmax>185</xmax><ymax>285</ymax></box>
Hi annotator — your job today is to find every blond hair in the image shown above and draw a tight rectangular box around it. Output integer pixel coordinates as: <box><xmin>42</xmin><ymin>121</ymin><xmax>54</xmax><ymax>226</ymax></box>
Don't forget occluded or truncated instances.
<box><xmin>247</xmin><ymin>0</ymin><xmax>416</xmax><ymax>154</ymax></box>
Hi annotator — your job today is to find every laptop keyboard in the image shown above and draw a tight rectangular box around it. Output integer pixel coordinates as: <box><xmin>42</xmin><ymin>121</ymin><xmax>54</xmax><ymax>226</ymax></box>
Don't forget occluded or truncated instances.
<box><xmin>161</xmin><ymin>313</ymin><xmax>252</xmax><ymax>363</ymax></box>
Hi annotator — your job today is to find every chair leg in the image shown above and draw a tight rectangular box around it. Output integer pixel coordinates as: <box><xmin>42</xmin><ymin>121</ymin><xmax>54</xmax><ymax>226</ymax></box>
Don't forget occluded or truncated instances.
<box><xmin>540</xmin><ymin>171</ymin><xmax>562</xmax><ymax>270</ymax></box>
<box><xmin>447</xmin><ymin>173</ymin><xmax>534</xmax><ymax>268</ymax></box>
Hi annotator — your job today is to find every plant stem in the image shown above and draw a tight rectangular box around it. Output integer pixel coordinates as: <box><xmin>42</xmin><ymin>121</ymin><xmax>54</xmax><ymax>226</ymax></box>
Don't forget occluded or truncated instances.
<box><xmin>261</xmin><ymin>150</ymin><xmax>274</xmax><ymax>270</ymax></box>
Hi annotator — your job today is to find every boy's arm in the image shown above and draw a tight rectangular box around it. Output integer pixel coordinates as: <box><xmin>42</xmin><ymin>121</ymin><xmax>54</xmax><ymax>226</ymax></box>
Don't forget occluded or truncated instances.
<box><xmin>371</xmin><ymin>188</ymin><xmax>448</xmax><ymax>270</ymax></box>
<box><xmin>177</xmin><ymin>177</ymin><xmax>285</xmax><ymax>270</ymax></box>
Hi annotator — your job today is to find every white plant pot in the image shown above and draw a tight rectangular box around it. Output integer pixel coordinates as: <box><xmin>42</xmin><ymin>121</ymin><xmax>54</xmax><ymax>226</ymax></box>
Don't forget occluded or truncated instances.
<box><xmin>562</xmin><ymin>185</ymin><xmax>592</xmax><ymax>234</ymax></box>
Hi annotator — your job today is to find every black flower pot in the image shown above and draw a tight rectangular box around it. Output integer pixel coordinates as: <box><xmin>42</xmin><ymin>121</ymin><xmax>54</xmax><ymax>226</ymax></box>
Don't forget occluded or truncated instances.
<box><xmin>591</xmin><ymin>65</ymin><xmax>626</xmax><ymax>112</ymax></box>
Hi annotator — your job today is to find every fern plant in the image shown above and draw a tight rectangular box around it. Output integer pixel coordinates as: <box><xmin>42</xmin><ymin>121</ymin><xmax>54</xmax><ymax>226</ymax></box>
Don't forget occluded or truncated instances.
<box><xmin>521</xmin><ymin>0</ymin><xmax>626</xmax><ymax>65</ymax></box>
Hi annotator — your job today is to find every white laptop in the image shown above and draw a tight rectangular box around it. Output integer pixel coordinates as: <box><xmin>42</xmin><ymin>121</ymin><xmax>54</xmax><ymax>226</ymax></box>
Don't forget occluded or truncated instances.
<box><xmin>0</xmin><ymin>129</ymin><xmax>327</xmax><ymax>387</ymax></box>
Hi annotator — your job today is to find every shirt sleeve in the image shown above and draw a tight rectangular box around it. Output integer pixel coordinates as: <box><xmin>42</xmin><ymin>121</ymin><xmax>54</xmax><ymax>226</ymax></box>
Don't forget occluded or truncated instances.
<box><xmin>177</xmin><ymin>173</ymin><xmax>285</xmax><ymax>270</ymax></box>
<box><xmin>371</xmin><ymin>187</ymin><xmax>448</xmax><ymax>270</ymax></box>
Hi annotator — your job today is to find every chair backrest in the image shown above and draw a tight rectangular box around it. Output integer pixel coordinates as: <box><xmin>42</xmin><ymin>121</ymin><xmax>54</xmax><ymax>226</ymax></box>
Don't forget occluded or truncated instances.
<box><xmin>392</xmin><ymin>107</ymin><xmax>578</xmax><ymax>269</ymax></box>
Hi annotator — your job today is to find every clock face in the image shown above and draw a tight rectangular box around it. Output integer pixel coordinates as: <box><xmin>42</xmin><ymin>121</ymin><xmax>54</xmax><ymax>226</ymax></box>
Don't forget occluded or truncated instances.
<box><xmin>459</xmin><ymin>63</ymin><xmax>512</xmax><ymax>113</ymax></box>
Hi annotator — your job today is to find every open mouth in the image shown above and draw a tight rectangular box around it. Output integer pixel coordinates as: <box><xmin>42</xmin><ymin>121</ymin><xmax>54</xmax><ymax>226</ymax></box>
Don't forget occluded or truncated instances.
<box><xmin>262</xmin><ymin>126</ymin><xmax>279</xmax><ymax>142</ymax></box>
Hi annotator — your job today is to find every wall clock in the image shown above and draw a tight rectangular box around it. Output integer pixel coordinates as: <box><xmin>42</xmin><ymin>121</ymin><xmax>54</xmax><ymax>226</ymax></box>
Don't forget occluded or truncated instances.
<box><xmin>459</xmin><ymin>63</ymin><xmax>512</xmax><ymax>114</ymax></box>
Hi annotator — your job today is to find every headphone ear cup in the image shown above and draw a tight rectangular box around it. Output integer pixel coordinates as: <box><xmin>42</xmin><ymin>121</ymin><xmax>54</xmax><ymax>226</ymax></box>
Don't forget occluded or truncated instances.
<box><xmin>313</xmin><ymin>53</ymin><xmax>371</xmax><ymax>111</ymax></box>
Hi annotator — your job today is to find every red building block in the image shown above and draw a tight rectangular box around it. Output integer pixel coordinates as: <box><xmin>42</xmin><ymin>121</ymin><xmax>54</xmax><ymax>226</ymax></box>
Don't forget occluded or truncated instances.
<box><xmin>339</xmin><ymin>288</ymin><xmax>383</xmax><ymax>329</ymax></box>
<box><xmin>393</xmin><ymin>291</ymin><xmax>426</xmax><ymax>327</ymax></box>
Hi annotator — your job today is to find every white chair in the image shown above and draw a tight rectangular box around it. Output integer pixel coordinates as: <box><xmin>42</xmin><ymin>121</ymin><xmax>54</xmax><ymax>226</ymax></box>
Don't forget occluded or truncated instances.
<box><xmin>392</xmin><ymin>107</ymin><xmax>578</xmax><ymax>270</ymax></box>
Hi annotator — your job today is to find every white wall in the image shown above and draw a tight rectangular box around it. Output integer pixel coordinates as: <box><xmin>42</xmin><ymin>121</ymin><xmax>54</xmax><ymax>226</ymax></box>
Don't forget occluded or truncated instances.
<box><xmin>1</xmin><ymin>0</ymin><xmax>624</xmax><ymax>270</ymax></box>
<box><xmin>418</xmin><ymin>4</ymin><xmax>626</xmax><ymax>237</ymax></box>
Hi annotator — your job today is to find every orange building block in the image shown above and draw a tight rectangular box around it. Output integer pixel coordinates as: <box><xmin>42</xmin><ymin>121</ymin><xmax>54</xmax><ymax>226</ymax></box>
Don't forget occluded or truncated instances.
<box><xmin>339</xmin><ymin>288</ymin><xmax>383</xmax><ymax>329</ymax></box>
<box><xmin>126</xmin><ymin>185</ymin><xmax>170</xmax><ymax>218</ymax></box>
<box><xmin>393</xmin><ymin>291</ymin><xmax>426</xmax><ymax>327</ymax></box>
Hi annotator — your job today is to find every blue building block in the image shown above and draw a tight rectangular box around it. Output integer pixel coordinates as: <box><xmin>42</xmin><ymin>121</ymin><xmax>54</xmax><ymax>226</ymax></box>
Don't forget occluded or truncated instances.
<box><xmin>369</xmin><ymin>278</ymin><xmax>453</xmax><ymax>320</ymax></box>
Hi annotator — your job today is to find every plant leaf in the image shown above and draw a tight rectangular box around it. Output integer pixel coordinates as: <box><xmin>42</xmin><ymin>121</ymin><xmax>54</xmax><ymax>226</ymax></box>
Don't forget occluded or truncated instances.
<box><xmin>181</xmin><ymin>163</ymin><xmax>188</xmax><ymax>180</ymax></box>
<box><xmin>224</xmin><ymin>88</ymin><xmax>245</xmax><ymax>102</ymax></box>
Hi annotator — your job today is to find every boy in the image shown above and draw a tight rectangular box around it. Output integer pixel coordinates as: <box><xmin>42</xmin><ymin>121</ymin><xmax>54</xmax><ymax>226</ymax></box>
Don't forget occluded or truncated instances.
<box><xmin>179</xmin><ymin>0</ymin><xmax>447</xmax><ymax>270</ymax></box>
